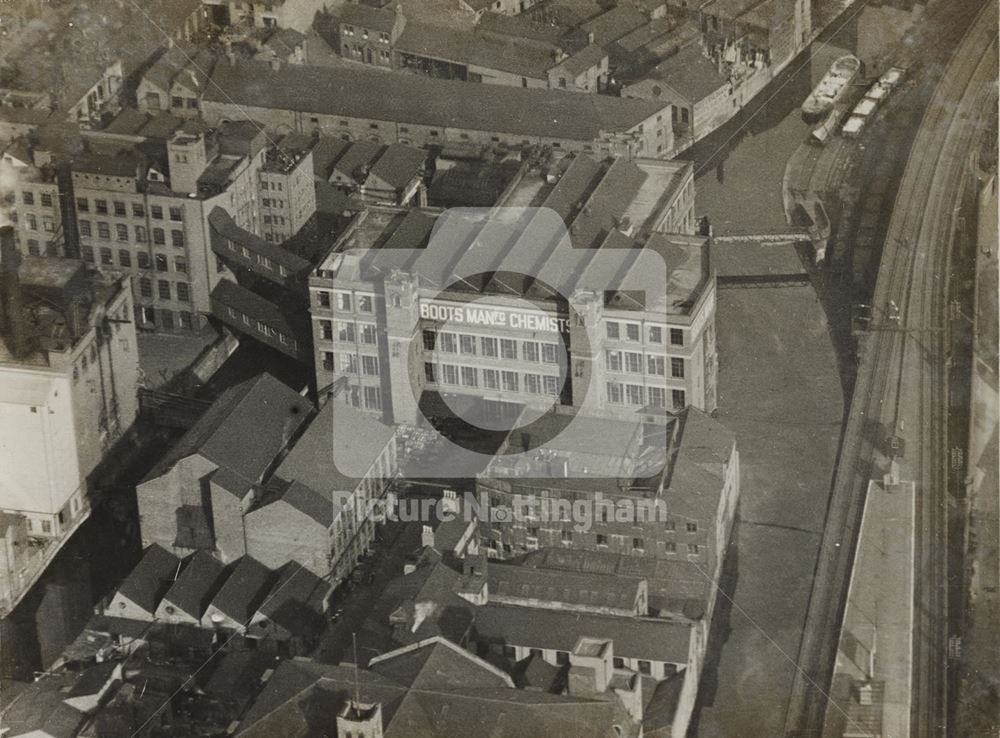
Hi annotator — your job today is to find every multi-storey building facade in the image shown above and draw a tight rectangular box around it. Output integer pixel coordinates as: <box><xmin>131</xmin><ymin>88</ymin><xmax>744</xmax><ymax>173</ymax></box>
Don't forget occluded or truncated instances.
<box><xmin>257</xmin><ymin>133</ymin><xmax>316</xmax><ymax>243</ymax></box>
<box><xmin>2</xmin><ymin>146</ymin><xmax>66</xmax><ymax>258</ymax></box>
<box><xmin>135</xmin><ymin>373</ymin><xmax>397</xmax><ymax>583</ymax></box>
<box><xmin>70</xmin><ymin>120</ymin><xmax>316</xmax><ymax>332</ymax></box>
<box><xmin>478</xmin><ymin>406</ymin><xmax>740</xmax><ymax>618</ymax></box>
<box><xmin>0</xmin><ymin>227</ymin><xmax>140</xmax><ymax>611</ymax></box>
<box><xmin>202</xmin><ymin>0</ymin><xmax>328</xmax><ymax>32</ymax></box>
<box><xmin>0</xmin><ymin>230</ymin><xmax>140</xmax><ymax>538</ymax></box>
<box><xmin>336</xmin><ymin>2</ymin><xmax>407</xmax><ymax>68</ymax></box>
<box><xmin>309</xmin><ymin>153</ymin><xmax>713</xmax><ymax>419</ymax></box>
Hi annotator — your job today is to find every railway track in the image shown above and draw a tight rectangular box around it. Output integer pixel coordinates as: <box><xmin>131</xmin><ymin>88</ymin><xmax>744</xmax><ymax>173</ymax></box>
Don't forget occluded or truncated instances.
<box><xmin>782</xmin><ymin>1</ymin><xmax>999</xmax><ymax>735</ymax></box>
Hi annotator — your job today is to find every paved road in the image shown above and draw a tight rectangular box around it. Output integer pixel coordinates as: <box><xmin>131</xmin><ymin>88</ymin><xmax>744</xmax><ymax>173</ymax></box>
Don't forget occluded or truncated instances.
<box><xmin>783</xmin><ymin>2</ymin><xmax>999</xmax><ymax>735</ymax></box>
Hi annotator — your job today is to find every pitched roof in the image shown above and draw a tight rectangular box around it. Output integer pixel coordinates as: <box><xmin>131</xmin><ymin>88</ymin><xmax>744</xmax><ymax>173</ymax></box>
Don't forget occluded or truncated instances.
<box><xmin>330</xmin><ymin>140</ymin><xmax>382</xmax><ymax>180</ymax></box>
<box><xmin>209</xmin><ymin>207</ymin><xmax>313</xmax><ymax>271</ymax></box>
<box><xmin>394</xmin><ymin>22</ymin><xmax>557</xmax><ymax>79</ymax></box>
<box><xmin>211</xmin><ymin>279</ymin><xmax>307</xmax><ymax>342</ymax></box>
<box><xmin>369</xmin><ymin>638</ymin><xmax>514</xmax><ymax>690</ymax></box>
<box><xmin>143</xmin><ymin>373</ymin><xmax>312</xmax><ymax>486</ymax></box>
<box><xmin>474</xmin><ymin>603</ymin><xmax>692</xmax><ymax>663</ymax></box>
<box><xmin>237</xmin><ymin>641</ymin><xmax>621</xmax><ymax>738</ymax></box>
<box><xmin>486</xmin><ymin>561</ymin><xmax>643</xmax><ymax>611</ymax></box>
<box><xmin>254</xmin><ymin>561</ymin><xmax>328</xmax><ymax>637</ymax></box>
<box><xmin>311</xmin><ymin>136</ymin><xmax>352</xmax><ymax>178</ymax></box>
<box><xmin>160</xmin><ymin>550</ymin><xmax>227</xmax><ymax>619</ymax></box>
<box><xmin>579</xmin><ymin>5</ymin><xmax>648</xmax><ymax>44</ymax></box>
<box><xmin>368</xmin><ymin>143</ymin><xmax>426</xmax><ymax>190</ymax></box>
<box><xmin>276</xmin><ymin>480</ymin><xmax>336</xmax><ymax>527</ymax></box>
<box><xmin>552</xmin><ymin>44</ymin><xmax>608</xmax><ymax>77</ymax></box>
<box><xmin>205</xmin><ymin>60</ymin><xmax>666</xmax><ymax>142</ymax></box>
<box><xmin>116</xmin><ymin>544</ymin><xmax>182</xmax><ymax>614</ymax></box>
<box><xmin>517</xmin><ymin>547</ymin><xmax>708</xmax><ymax>617</ymax></box>
<box><xmin>209</xmin><ymin>557</ymin><xmax>275</xmax><ymax>624</ymax></box>
<box><xmin>642</xmin><ymin>44</ymin><xmax>728</xmax><ymax>103</ymax></box>
<box><xmin>338</xmin><ymin>2</ymin><xmax>399</xmax><ymax>33</ymax></box>
<box><xmin>275</xmin><ymin>398</ymin><xmax>395</xmax><ymax>495</ymax></box>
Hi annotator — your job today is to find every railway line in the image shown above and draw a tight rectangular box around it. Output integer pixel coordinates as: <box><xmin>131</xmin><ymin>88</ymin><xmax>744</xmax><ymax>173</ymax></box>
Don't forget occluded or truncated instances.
<box><xmin>783</xmin><ymin>1</ymin><xmax>999</xmax><ymax>735</ymax></box>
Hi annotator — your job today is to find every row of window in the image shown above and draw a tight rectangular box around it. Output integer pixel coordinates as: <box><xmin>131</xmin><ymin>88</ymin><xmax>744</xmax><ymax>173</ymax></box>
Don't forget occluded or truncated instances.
<box><xmin>23</xmin><ymin>239</ymin><xmax>56</xmax><ymax>256</ymax></box>
<box><xmin>426</xmin><ymin>363</ymin><xmax>561</xmax><ymax>395</ymax></box>
<box><xmin>224</xmin><ymin>307</ymin><xmax>297</xmax><ymax>349</ymax></box>
<box><xmin>607</xmin><ymin>382</ymin><xmax>685</xmax><ymax>410</ymax></box>
<box><xmin>421</xmin><ymin>330</ymin><xmax>562</xmax><ymax>363</ymax></box>
<box><xmin>317</xmin><ymin>290</ymin><xmax>377</xmax><ymax>314</ymax></box>
<box><xmin>136</xmin><ymin>305</ymin><xmax>195</xmax><ymax>330</ymax></box>
<box><xmin>19</xmin><ymin>213</ymin><xmax>56</xmax><ymax>232</ymax></box>
<box><xmin>223</xmin><ymin>241</ymin><xmax>292</xmax><ymax>276</ymax></box>
<box><xmin>77</xmin><ymin>199</ymin><xmax>183</xmax><ymax>221</ymax></box>
<box><xmin>321</xmin><ymin>351</ymin><xmax>380</xmax><ymax>376</ymax></box>
<box><xmin>341</xmin><ymin>25</ymin><xmax>391</xmax><ymax>43</ymax></box>
<box><xmin>606</xmin><ymin>321</ymin><xmax>684</xmax><ymax>346</ymax></box>
<box><xmin>79</xmin><ymin>220</ymin><xmax>185</xmax><ymax>247</ymax></box>
<box><xmin>82</xmin><ymin>245</ymin><xmax>187</xmax><ymax>273</ymax></box>
<box><xmin>137</xmin><ymin>277</ymin><xmax>191</xmax><ymax>303</ymax></box>
<box><xmin>20</xmin><ymin>191</ymin><xmax>55</xmax><ymax>207</ymax></box>
<box><xmin>320</xmin><ymin>320</ymin><xmax>379</xmax><ymax>344</ymax></box>
<box><xmin>341</xmin><ymin>383</ymin><xmax>383</xmax><ymax>411</ymax></box>
<box><xmin>607</xmin><ymin>351</ymin><xmax>685</xmax><ymax>378</ymax></box>
<box><xmin>76</xmin><ymin>197</ymin><xmax>184</xmax><ymax>223</ymax></box>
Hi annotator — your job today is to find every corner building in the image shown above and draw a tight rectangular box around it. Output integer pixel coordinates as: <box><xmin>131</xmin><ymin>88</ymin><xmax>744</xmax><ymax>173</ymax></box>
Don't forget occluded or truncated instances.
<box><xmin>310</xmin><ymin>154</ymin><xmax>717</xmax><ymax>421</ymax></box>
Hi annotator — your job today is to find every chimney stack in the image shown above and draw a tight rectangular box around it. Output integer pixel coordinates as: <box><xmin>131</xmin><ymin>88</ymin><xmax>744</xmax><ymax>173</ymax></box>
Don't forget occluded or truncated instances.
<box><xmin>0</xmin><ymin>226</ymin><xmax>34</xmax><ymax>358</ymax></box>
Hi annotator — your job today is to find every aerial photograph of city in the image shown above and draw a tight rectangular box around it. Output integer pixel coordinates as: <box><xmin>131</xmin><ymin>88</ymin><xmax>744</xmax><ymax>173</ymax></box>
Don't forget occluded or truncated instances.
<box><xmin>0</xmin><ymin>0</ymin><xmax>996</xmax><ymax>735</ymax></box>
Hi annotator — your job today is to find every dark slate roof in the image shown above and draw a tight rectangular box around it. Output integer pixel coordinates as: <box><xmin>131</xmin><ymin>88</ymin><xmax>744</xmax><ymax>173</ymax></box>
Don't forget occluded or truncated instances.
<box><xmin>66</xmin><ymin>662</ymin><xmax>119</xmax><ymax>698</ymax></box>
<box><xmin>0</xmin><ymin>673</ymin><xmax>85</xmax><ymax>738</ymax></box>
<box><xmin>554</xmin><ymin>44</ymin><xmax>608</xmax><ymax>77</ymax></box>
<box><xmin>211</xmin><ymin>279</ymin><xmax>305</xmax><ymax>341</ymax></box>
<box><xmin>143</xmin><ymin>372</ymin><xmax>312</xmax><ymax>488</ymax></box>
<box><xmin>474</xmin><ymin>604</ymin><xmax>692</xmax><ymax>663</ymax></box>
<box><xmin>276</xmin><ymin>480</ymin><xmax>335</xmax><ymax>527</ymax></box>
<box><xmin>369</xmin><ymin>639</ymin><xmax>513</xmax><ymax>690</ymax></box>
<box><xmin>311</xmin><ymin>136</ymin><xmax>352</xmax><ymax>178</ymax></box>
<box><xmin>275</xmin><ymin>398</ymin><xmax>395</xmax><ymax>496</ymax></box>
<box><xmin>209</xmin><ymin>207</ymin><xmax>312</xmax><ymax>272</ymax></box>
<box><xmin>263</xmin><ymin>28</ymin><xmax>307</xmax><ymax>57</ymax></box>
<box><xmin>486</xmin><ymin>561</ymin><xmax>643</xmax><ymax>610</ymax></box>
<box><xmin>205</xmin><ymin>60</ymin><xmax>666</xmax><ymax>142</ymax></box>
<box><xmin>516</xmin><ymin>547</ymin><xmax>708</xmax><ymax>617</ymax></box>
<box><xmin>116</xmin><ymin>544</ymin><xmax>182</xmax><ymax>614</ymax></box>
<box><xmin>330</xmin><ymin>140</ymin><xmax>382</xmax><ymax>180</ymax></box>
<box><xmin>395</xmin><ymin>22</ymin><xmax>556</xmax><ymax>79</ymax></box>
<box><xmin>368</xmin><ymin>143</ymin><xmax>426</xmax><ymax>190</ymax></box>
<box><xmin>642</xmin><ymin>670</ymin><xmax>685</xmax><ymax>731</ymax></box>
<box><xmin>237</xmin><ymin>641</ymin><xmax>619</xmax><ymax>738</ymax></box>
<box><xmin>643</xmin><ymin>44</ymin><xmax>728</xmax><ymax>102</ymax></box>
<box><xmin>160</xmin><ymin>550</ymin><xmax>227</xmax><ymax>619</ymax></box>
<box><xmin>209</xmin><ymin>557</ymin><xmax>275</xmax><ymax>624</ymax></box>
<box><xmin>579</xmin><ymin>5</ymin><xmax>648</xmax><ymax>44</ymax></box>
<box><xmin>203</xmin><ymin>650</ymin><xmax>273</xmax><ymax>701</ymax></box>
<box><xmin>517</xmin><ymin>653</ymin><xmax>563</xmax><ymax>692</ymax></box>
<box><xmin>338</xmin><ymin>2</ymin><xmax>399</xmax><ymax>33</ymax></box>
<box><xmin>254</xmin><ymin>561</ymin><xmax>328</xmax><ymax>638</ymax></box>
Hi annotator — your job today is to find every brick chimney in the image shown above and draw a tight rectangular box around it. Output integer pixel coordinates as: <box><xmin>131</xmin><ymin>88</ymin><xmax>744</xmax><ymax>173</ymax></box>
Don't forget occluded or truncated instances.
<box><xmin>0</xmin><ymin>225</ymin><xmax>34</xmax><ymax>358</ymax></box>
